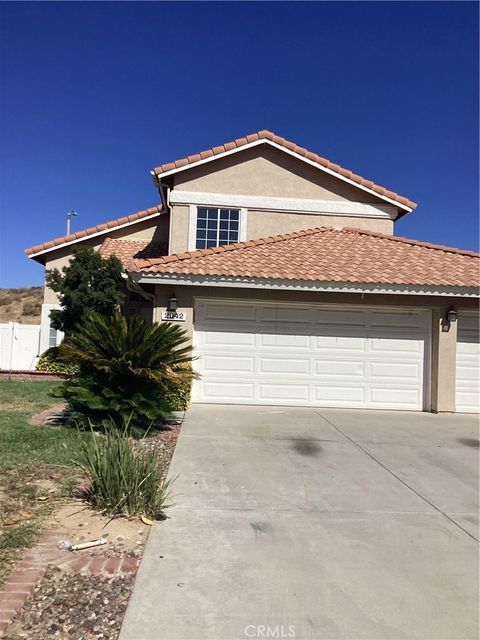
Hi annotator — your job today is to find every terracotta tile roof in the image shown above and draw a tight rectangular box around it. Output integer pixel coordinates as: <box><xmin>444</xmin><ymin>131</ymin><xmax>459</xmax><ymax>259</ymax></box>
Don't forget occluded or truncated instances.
<box><xmin>153</xmin><ymin>130</ymin><xmax>416</xmax><ymax>210</ymax></box>
<box><xmin>99</xmin><ymin>237</ymin><xmax>167</xmax><ymax>267</ymax></box>
<box><xmin>25</xmin><ymin>204</ymin><xmax>164</xmax><ymax>257</ymax></box>
<box><xmin>129</xmin><ymin>227</ymin><xmax>480</xmax><ymax>289</ymax></box>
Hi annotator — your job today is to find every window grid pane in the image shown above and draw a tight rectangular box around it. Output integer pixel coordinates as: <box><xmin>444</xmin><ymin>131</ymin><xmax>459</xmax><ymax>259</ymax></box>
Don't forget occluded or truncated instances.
<box><xmin>196</xmin><ymin>208</ymin><xmax>239</xmax><ymax>249</ymax></box>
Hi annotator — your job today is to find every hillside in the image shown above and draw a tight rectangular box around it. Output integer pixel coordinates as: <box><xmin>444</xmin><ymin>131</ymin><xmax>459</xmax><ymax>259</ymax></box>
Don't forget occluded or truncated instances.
<box><xmin>0</xmin><ymin>287</ymin><xmax>43</xmax><ymax>324</ymax></box>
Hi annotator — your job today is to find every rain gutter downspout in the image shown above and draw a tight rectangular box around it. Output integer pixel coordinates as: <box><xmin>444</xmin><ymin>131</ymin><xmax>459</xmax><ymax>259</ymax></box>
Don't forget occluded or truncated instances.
<box><xmin>122</xmin><ymin>272</ymin><xmax>158</xmax><ymax>322</ymax></box>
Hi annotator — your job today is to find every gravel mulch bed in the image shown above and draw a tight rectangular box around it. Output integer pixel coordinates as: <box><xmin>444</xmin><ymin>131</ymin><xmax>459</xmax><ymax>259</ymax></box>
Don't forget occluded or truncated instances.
<box><xmin>4</xmin><ymin>566</ymin><xmax>135</xmax><ymax>640</ymax></box>
<box><xmin>131</xmin><ymin>422</ymin><xmax>181</xmax><ymax>455</ymax></box>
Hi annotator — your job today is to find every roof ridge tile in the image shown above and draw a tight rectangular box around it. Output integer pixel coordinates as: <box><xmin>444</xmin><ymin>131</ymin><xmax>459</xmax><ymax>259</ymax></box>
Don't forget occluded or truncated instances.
<box><xmin>342</xmin><ymin>227</ymin><xmax>480</xmax><ymax>257</ymax></box>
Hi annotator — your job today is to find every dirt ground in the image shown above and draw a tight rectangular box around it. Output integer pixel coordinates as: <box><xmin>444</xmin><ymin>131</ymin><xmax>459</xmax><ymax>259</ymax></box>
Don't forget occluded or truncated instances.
<box><xmin>0</xmin><ymin>287</ymin><xmax>42</xmax><ymax>324</ymax></box>
<box><xmin>54</xmin><ymin>502</ymin><xmax>152</xmax><ymax>556</ymax></box>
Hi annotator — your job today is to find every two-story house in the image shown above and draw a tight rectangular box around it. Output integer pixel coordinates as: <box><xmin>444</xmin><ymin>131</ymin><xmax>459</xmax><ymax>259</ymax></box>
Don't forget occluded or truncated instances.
<box><xmin>25</xmin><ymin>130</ymin><xmax>480</xmax><ymax>413</ymax></box>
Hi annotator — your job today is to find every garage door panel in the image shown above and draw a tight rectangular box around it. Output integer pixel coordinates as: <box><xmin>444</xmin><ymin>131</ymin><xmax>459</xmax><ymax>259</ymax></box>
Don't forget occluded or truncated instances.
<box><xmin>456</xmin><ymin>391</ymin><xmax>479</xmax><ymax>413</ymax></box>
<box><xmin>457</xmin><ymin>341</ymin><xmax>480</xmax><ymax>355</ymax></box>
<box><xmin>194</xmin><ymin>301</ymin><xmax>428</xmax><ymax>410</ymax></box>
<box><xmin>315</xmin><ymin>335</ymin><xmax>365</xmax><ymax>351</ymax></box>
<box><xmin>369</xmin><ymin>337</ymin><xmax>423</xmax><ymax>355</ymax></box>
<box><xmin>203</xmin><ymin>355</ymin><xmax>255</xmax><ymax>373</ymax></box>
<box><xmin>261</xmin><ymin>306</ymin><xmax>311</xmax><ymax>324</ymax></box>
<box><xmin>258</xmin><ymin>384</ymin><xmax>309</xmax><ymax>402</ymax></box>
<box><xmin>314</xmin><ymin>359</ymin><xmax>365</xmax><ymax>377</ymax></box>
<box><xmin>202</xmin><ymin>381</ymin><xmax>254</xmax><ymax>400</ymax></box>
<box><xmin>259</xmin><ymin>357</ymin><xmax>310</xmax><ymax>375</ymax></box>
<box><xmin>369</xmin><ymin>361</ymin><xmax>422</xmax><ymax>380</ymax></box>
<box><xmin>370</xmin><ymin>311</ymin><xmax>427</xmax><ymax>329</ymax></box>
<box><xmin>457</xmin><ymin>362</ymin><xmax>480</xmax><ymax>383</ymax></box>
<box><xmin>456</xmin><ymin>314</ymin><xmax>480</xmax><ymax>413</ymax></box>
<box><xmin>198</xmin><ymin>302</ymin><xmax>256</xmax><ymax>322</ymax></box>
<box><xmin>202</xmin><ymin>330</ymin><xmax>255</xmax><ymax>347</ymax></box>
<box><xmin>314</xmin><ymin>309</ymin><xmax>366</xmax><ymax>327</ymax></box>
<box><xmin>314</xmin><ymin>385</ymin><xmax>365</xmax><ymax>404</ymax></box>
<box><xmin>369</xmin><ymin>387</ymin><xmax>422</xmax><ymax>408</ymax></box>
<box><xmin>458</xmin><ymin>316</ymin><xmax>479</xmax><ymax>334</ymax></box>
<box><xmin>260</xmin><ymin>333</ymin><xmax>310</xmax><ymax>349</ymax></box>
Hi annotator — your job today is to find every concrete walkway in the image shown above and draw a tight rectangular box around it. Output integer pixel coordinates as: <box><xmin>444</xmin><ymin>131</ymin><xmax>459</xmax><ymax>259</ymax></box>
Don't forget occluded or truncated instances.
<box><xmin>120</xmin><ymin>406</ymin><xmax>479</xmax><ymax>640</ymax></box>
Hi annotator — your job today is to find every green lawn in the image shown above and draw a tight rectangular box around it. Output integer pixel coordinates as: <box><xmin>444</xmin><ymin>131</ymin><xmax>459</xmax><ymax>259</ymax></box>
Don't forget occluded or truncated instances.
<box><xmin>0</xmin><ymin>381</ymin><xmax>89</xmax><ymax>469</ymax></box>
<box><xmin>0</xmin><ymin>380</ymin><xmax>89</xmax><ymax>584</ymax></box>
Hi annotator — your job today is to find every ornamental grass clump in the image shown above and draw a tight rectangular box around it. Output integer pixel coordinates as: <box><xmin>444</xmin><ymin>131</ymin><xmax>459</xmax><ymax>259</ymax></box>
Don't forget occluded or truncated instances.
<box><xmin>76</xmin><ymin>420</ymin><xmax>174</xmax><ymax>518</ymax></box>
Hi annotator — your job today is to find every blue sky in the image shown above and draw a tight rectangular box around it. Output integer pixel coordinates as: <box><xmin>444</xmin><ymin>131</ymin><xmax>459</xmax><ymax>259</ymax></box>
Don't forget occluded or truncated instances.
<box><xmin>1</xmin><ymin>1</ymin><xmax>478</xmax><ymax>287</ymax></box>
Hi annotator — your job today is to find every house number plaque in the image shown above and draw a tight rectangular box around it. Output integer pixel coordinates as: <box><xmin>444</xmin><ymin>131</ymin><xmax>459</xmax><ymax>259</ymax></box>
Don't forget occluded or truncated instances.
<box><xmin>161</xmin><ymin>311</ymin><xmax>186</xmax><ymax>322</ymax></box>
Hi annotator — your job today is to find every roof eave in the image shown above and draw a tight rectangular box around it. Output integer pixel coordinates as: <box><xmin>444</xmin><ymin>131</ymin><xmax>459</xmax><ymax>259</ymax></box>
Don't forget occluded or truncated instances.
<box><xmin>130</xmin><ymin>272</ymin><xmax>479</xmax><ymax>298</ymax></box>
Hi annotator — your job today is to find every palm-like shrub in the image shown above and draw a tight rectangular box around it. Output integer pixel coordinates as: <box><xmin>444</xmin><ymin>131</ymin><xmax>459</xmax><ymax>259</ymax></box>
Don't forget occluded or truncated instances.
<box><xmin>55</xmin><ymin>312</ymin><xmax>195</xmax><ymax>431</ymax></box>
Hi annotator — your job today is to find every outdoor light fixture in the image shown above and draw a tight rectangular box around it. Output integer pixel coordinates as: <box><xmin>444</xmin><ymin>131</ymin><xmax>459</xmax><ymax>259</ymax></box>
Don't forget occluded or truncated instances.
<box><xmin>446</xmin><ymin>306</ymin><xmax>458</xmax><ymax>324</ymax></box>
<box><xmin>168</xmin><ymin>293</ymin><xmax>178</xmax><ymax>312</ymax></box>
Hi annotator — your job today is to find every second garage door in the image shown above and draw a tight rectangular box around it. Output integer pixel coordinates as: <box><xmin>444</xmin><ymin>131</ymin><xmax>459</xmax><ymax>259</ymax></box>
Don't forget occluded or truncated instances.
<box><xmin>193</xmin><ymin>300</ymin><xmax>430</xmax><ymax>410</ymax></box>
<box><xmin>456</xmin><ymin>313</ymin><xmax>480</xmax><ymax>413</ymax></box>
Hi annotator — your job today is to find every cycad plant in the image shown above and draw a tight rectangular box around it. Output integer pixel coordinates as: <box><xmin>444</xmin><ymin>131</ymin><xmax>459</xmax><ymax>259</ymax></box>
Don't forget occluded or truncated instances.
<box><xmin>55</xmin><ymin>312</ymin><xmax>195</xmax><ymax>432</ymax></box>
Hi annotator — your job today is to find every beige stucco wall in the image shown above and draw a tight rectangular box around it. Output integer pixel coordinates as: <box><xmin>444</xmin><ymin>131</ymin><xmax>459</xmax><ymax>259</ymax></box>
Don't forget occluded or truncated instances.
<box><xmin>153</xmin><ymin>284</ymin><xmax>477</xmax><ymax>412</ymax></box>
<box><xmin>246</xmin><ymin>210</ymin><xmax>393</xmax><ymax>237</ymax></box>
<box><xmin>174</xmin><ymin>145</ymin><xmax>388</xmax><ymax>204</ymax></box>
<box><xmin>109</xmin><ymin>215</ymin><xmax>169</xmax><ymax>242</ymax></box>
<box><xmin>168</xmin><ymin>205</ymin><xmax>190</xmax><ymax>255</ymax></box>
<box><xmin>168</xmin><ymin>205</ymin><xmax>393</xmax><ymax>254</ymax></box>
<box><xmin>430</xmin><ymin>306</ymin><xmax>458</xmax><ymax>412</ymax></box>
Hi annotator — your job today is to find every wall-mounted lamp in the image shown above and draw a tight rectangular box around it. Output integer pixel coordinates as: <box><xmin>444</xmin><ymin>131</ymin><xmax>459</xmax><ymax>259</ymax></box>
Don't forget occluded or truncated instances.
<box><xmin>168</xmin><ymin>293</ymin><xmax>178</xmax><ymax>312</ymax></box>
<box><xmin>446</xmin><ymin>306</ymin><xmax>458</xmax><ymax>325</ymax></box>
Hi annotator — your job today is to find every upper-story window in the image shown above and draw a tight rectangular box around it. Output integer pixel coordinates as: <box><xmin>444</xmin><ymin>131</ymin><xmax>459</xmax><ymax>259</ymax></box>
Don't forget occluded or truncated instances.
<box><xmin>196</xmin><ymin>207</ymin><xmax>240</xmax><ymax>250</ymax></box>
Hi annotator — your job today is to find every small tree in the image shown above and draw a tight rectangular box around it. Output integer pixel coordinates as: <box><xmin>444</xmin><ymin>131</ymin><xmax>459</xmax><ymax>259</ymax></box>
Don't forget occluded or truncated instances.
<box><xmin>46</xmin><ymin>246</ymin><xmax>125</xmax><ymax>334</ymax></box>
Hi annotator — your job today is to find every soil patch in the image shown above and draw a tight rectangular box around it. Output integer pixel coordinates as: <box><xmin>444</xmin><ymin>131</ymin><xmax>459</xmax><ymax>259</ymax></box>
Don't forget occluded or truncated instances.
<box><xmin>54</xmin><ymin>502</ymin><xmax>151</xmax><ymax>556</ymax></box>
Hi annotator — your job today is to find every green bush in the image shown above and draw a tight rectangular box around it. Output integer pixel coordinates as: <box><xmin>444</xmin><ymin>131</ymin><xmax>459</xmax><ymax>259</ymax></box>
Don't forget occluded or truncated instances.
<box><xmin>55</xmin><ymin>312</ymin><xmax>196</xmax><ymax>431</ymax></box>
<box><xmin>45</xmin><ymin>246</ymin><xmax>125</xmax><ymax>334</ymax></box>
<box><xmin>76</xmin><ymin>419</ymin><xmax>174</xmax><ymax>518</ymax></box>
<box><xmin>162</xmin><ymin>363</ymin><xmax>193</xmax><ymax>411</ymax></box>
<box><xmin>36</xmin><ymin>347</ymin><xmax>80</xmax><ymax>377</ymax></box>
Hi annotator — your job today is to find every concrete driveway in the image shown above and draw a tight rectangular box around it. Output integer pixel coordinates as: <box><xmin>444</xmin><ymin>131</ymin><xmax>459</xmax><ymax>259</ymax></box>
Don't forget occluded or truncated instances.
<box><xmin>120</xmin><ymin>406</ymin><xmax>479</xmax><ymax>640</ymax></box>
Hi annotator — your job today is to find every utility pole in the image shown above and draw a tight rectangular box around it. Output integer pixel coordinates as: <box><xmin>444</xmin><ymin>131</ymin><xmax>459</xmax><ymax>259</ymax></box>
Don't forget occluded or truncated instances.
<box><xmin>66</xmin><ymin>210</ymin><xmax>78</xmax><ymax>235</ymax></box>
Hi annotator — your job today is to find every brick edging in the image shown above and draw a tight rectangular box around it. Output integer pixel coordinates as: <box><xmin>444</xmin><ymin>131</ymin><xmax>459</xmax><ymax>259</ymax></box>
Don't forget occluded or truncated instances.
<box><xmin>0</xmin><ymin>371</ymin><xmax>64</xmax><ymax>382</ymax></box>
<box><xmin>0</xmin><ymin>527</ymin><xmax>140</xmax><ymax>636</ymax></box>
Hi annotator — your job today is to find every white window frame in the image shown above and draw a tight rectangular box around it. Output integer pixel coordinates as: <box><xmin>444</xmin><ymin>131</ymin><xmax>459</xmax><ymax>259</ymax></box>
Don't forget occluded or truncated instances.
<box><xmin>40</xmin><ymin>304</ymin><xmax>64</xmax><ymax>354</ymax></box>
<box><xmin>188</xmin><ymin>205</ymin><xmax>247</xmax><ymax>251</ymax></box>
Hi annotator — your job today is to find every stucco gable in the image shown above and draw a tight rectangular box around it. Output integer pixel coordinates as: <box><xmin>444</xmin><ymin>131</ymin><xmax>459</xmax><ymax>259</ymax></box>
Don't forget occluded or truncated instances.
<box><xmin>173</xmin><ymin>145</ymin><xmax>388</xmax><ymax>204</ymax></box>
<box><xmin>153</xmin><ymin>130</ymin><xmax>416</xmax><ymax>213</ymax></box>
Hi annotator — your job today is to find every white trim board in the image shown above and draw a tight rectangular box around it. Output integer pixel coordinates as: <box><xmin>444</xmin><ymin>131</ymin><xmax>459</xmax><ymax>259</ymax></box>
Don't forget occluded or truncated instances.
<box><xmin>132</xmin><ymin>273</ymin><xmax>479</xmax><ymax>298</ymax></box>
<box><xmin>27</xmin><ymin>211</ymin><xmax>165</xmax><ymax>260</ymax></box>
<box><xmin>171</xmin><ymin>190</ymin><xmax>397</xmax><ymax>219</ymax></box>
<box><xmin>152</xmin><ymin>138</ymin><xmax>413</xmax><ymax>213</ymax></box>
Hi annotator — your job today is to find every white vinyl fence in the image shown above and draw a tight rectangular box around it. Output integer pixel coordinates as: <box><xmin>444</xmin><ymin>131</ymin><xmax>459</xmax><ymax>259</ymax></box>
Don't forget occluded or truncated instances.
<box><xmin>0</xmin><ymin>322</ymin><xmax>41</xmax><ymax>371</ymax></box>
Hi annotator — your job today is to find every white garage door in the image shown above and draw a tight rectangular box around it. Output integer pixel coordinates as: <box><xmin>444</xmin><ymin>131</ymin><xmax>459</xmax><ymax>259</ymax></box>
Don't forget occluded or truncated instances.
<box><xmin>456</xmin><ymin>313</ymin><xmax>480</xmax><ymax>413</ymax></box>
<box><xmin>193</xmin><ymin>300</ymin><xmax>430</xmax><ymax>410</ymax></box>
